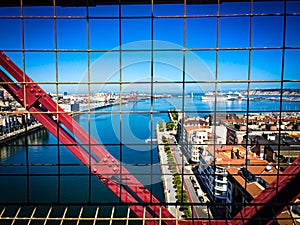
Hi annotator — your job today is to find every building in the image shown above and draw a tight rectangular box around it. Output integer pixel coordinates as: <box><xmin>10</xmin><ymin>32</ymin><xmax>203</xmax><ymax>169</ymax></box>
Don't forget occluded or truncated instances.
<box><xmin>182</xmin><ymin>124</ymin><xmax>211</xmax><ymax>163</ymax></box>
<box><xmin>0</xmin><ymin>89</ymin><xmax>4</xmax><ymax>101</ymax></box>
<box><xmin>198</xmin><ymin>145</ymin><xmax>271</xmax><ymax>207</ymax></box>
<box><xmin>224</xmin><ymin>114</ymin><xmax>300</xmax><ymax>145</ymax></box>
<box><xmin>226</xmin><ymin>163</ymin><xmax>281</xmax><ymax>218</ymax></box>
<box><xmin>245</xmin><ymin>133</ymin><xmax>300</xmax><ymax>164</ymax></box>
<box><xmin>59</xmin><ymin>103</ymin><xmax>80</xmax><ymax>112</ymax></box>
<box><xmin>225</xmin><ymin>123</ymin><xmax>248</xmax><ymax>144</ymax></box>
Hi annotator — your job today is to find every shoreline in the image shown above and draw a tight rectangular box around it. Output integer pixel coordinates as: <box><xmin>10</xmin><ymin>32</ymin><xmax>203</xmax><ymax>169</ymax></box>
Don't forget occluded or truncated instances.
<box><xmin>0</xmin><ymin>100</ymin><xmax>128</xmax><ymax>145</ymax></box>
<box><xmin>70</xmin><ymin>100</ymin><xmax>128</xmax><ymax>116</ymax></box>
<box><xmin>0</xmin><ymin>123</ymin><xmax>43</xmax><ymax>145</ymax></box>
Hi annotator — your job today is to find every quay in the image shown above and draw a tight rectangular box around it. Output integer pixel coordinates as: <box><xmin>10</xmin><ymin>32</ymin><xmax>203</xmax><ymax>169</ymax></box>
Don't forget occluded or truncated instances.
<box><xmin>0</xmin><ymin>123</ymin><xmax>43</xmax><ymax>145</ymax></box>
<box><xmin>70</xmin><ymin>101</ymin><xmax>128</xmax><ymax>116</ymax></box>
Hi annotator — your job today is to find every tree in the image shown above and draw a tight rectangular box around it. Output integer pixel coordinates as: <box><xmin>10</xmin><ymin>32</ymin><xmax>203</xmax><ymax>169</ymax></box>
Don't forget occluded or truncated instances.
<box><xmin>164</xmin><ymin>145</ymin><xmax>170</xmax><ymax>151</ymax></box>
<box><xmin>166</xmin><ymin>121</ymin><xmax>175</xmax><ymax>131</ymax></box>
<box><xmin>158</xmin><ymin>120</ymin><xmax>164</xmax><ymax>132</ymax></box>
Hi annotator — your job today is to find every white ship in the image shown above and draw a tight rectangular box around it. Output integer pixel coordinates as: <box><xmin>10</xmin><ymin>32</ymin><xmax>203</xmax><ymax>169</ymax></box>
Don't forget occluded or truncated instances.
<box><xmin>201</xmin><ymin>91</ymin><xmax>243</xmax><ymax>101</ymax></box>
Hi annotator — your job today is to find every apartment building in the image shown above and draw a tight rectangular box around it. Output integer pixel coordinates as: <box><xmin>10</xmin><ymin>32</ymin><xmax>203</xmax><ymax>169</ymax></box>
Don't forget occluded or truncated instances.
<box><xmin>182</xmin><ymin>124</ymin><xmax>211</xmax><ymax>163</ymax></box>
<box><xmin>198</xmin><ymin>145</ymin><xmax>267</xmax><ymax>206</ymax></box>
<box><xmin>226</xmin><ymin>163</ymin><xmax>280</xmax><ymax>218</ymax></box>
<box><xmin>180</xmin><ymin>117</ymin><xmax>211</xmax><ymax>163</ymax></box>
<box><xmin>246</xmin><ymin>133</ymin><xmax>300</xmax><ymax>164</ymax></box>
<box><xmin>224</xmin><ymin>114</ymin><xmax>300</xmax><ymax>144</ymax></box>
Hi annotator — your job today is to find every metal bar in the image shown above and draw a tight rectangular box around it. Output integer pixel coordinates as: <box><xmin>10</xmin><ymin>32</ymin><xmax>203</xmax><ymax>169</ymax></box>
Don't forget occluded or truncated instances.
<box><xmin>2</xmin><ymin>46</ymin><xmax>300</xmax><ymax>53</ymax></box>
<box><xmin>126</xmin><ymin>207</ymin><xmax>130</xmax><ymax>225</ymax></box>
<box><xmin>43</xmin><ymin>207</ymin><xmax>52</xmax><ymax>225</ymax></box>
<box><xmin>11</xmin><ymin>207</ymin><xmax>21</xmax><ymax>225</ymax></box>
<box><xmin>109</xmin><ymin>207</ymin><xmax>115</xmax><ymax>225</ymax></box>
<box><xmin>2</xmin><ymin>12</ymin><xmax>300</xmax><ymax>20</ymax></box>
<box><xmin>93</xmin><ymin>207</ymin><xmax>99</xmax><ymax>225</ymax></box>
<box><xmin>0</xmin><ymin>0</ymin><xmax>291</xmax><ymax>7</ymax></box>
<box><xmin>0</xmin><ymin>207</ymin><xmax>5</xmax><ymax>218</ymax></box>
<box><xmin>76</xmin><ymin>207</ymin><xmax>83</xmax><ymax>225</ymax></box>
<box><xmin>60</xmin><ymin>207</ymin><xmax>68</xmax><ymax>225</ymax></box>
<box><xmin>27</xmin><ymin>207</ymin><xmax>37</xmax><ymax>225</ymax></box>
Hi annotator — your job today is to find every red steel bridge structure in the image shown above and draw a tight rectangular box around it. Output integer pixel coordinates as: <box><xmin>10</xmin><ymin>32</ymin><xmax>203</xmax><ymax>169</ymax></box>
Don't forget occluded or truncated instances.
<box><xmin>0</xmin><ymin>49</ymin><xmax>299</xmax><ymax>224</ymax></box>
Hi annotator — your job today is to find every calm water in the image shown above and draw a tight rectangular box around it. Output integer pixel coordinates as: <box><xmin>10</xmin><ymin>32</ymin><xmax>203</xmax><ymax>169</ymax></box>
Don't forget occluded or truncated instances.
<box><xmin>1</xmin><ymin>97</ymin><xmax>300</xmax><ymax>204</ymax></box>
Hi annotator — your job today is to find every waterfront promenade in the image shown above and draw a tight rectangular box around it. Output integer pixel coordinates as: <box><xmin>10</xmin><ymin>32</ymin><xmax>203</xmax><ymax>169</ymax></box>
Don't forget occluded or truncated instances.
<box><xmin>157</xmin><ymin>119</ymin><xmax>212</xmax><ymax>219</ymax></box>
<box><xmin>168</xmin><ymin>135</ymin><xmax>211</xmax><ymax>219</ymax></box>
<box><xmin>157</xmin><ymin>124</ymin><xmax>212</xmax><ymax>219</ymax></box>
<box><xmin>156</xmin><ymin>126</ymin><xmax>183</xmax><ymax>217</ymax></box>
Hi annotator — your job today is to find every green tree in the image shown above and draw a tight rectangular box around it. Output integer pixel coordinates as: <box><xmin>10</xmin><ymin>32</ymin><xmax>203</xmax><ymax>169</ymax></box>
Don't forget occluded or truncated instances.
<box><xmin>158</xmin><ymin>121</ymin><xmax>164</xmax><ymax>132</ymax></box>
<box><xmin>164</xmin><ymin>145</ymin><xmax>170</xmax><ymax>151</ymax></box>
<box><xmin>166</xmin><ymin>121</ymin><xmax>175</xmax><ymax>131</ymax></box>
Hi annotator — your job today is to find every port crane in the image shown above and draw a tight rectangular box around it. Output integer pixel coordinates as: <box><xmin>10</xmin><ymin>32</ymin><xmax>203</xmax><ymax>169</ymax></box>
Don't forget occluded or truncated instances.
<box><xmin>0</xmin><ymin>50</ymin><xmax>299</xmax><ymax>225</ymax></box>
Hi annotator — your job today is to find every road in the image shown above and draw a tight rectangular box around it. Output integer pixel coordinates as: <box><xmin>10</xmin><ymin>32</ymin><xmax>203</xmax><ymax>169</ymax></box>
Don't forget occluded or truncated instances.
<box><xmin>156</xmin><ymin>129</ymin><xmax>184</xmax><ymax>217</ymax></box>
<box><xmin>169</xmin><ymin>135</ymin><xmax>211</xmax><ymax>219</ymax></box>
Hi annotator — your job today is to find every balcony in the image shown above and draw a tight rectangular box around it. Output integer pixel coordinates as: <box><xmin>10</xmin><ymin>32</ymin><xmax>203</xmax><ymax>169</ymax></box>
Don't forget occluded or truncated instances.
<box><xmin>215</xmin><ymin>166</ymin><xmax>228</xmax><ymax>176</ymax></box>
<box><xmin>215</xmin><ymin>183</ymin><xmax>228</xmax><ymax>192</ymax></box>
<box><xmin>215</xmin><ymin>190</ymin><xmax>228</xmax><ymax>199</ymax></box>
<box><xmin>216</xmin><ymin>176</ymin><xmax>227</xmax><ymax>184</ymax></box>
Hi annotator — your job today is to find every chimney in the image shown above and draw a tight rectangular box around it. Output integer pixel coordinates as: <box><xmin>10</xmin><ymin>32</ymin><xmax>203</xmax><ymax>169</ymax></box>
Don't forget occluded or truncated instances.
<box><xmin>236</xmin><ymin>149</ymin><xmax>240</xmax><ymax>159</ymax></box>
<box><xmin>231</xmin><ymin>149</ymin><xmax>235</xmax><ymax>159</ymax></box>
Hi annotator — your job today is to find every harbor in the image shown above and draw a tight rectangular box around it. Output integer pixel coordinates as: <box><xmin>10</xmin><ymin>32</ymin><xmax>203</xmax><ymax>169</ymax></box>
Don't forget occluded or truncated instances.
<box><xmin>0</xmin><ymin>100</ymin><xmax>128</xmax><ymax>145</ymax></box>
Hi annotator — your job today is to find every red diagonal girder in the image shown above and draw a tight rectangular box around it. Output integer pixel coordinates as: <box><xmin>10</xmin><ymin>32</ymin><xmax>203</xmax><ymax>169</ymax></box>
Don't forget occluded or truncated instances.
<box><xmin>1</xmin><ymin>50</ymin><xmax>299</xmax><ymax>225</ymax></box>
<box><xmin>0</xmin><ymin>69</ymin><xmax>157</xmax><ymax>223</ymax></box>
<box><xmin>0</xmin><ymin>51</ymin><xmax>174</xmax><ymax>224</ymax></box>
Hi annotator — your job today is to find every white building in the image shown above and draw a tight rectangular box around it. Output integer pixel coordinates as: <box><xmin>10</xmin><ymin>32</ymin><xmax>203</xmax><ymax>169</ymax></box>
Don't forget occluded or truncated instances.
<box><xmin>182</xmin><ymin>125</ymin><xmax>211</xmax><ymax>163</ymax></box>
<box><xmin>198</xmin><ymin>153</ymin><xmax>228</xmax><ymax>204</ymax></box>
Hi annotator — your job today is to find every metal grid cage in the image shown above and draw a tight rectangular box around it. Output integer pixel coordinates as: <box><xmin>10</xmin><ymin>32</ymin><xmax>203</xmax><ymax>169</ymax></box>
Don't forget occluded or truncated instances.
<box><xmin>0</xmin><ymin>0</ymin><xmax>299</xmax><ymax>224</ymax></box>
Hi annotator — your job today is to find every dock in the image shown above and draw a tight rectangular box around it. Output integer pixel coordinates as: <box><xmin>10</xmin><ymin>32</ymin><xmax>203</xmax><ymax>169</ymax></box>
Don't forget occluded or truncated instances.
<box><xmin>145</xmin><ymin>138</ymin><xmax>157</xmax><ymax>144</ymax></box>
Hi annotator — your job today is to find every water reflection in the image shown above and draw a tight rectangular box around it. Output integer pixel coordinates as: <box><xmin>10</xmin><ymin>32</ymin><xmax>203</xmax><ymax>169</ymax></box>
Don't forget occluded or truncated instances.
<box><xmin>0</xmin><ymin>128</ymin><xmax>49</xmax><ymax>162</ymax></box>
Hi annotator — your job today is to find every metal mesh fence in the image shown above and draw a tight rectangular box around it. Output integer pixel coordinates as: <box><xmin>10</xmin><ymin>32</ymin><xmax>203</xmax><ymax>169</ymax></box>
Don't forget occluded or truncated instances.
<box><xmin>0</xmin><ymin>0</ymin><xmax>299</xmax><ymax>224</ymax></box>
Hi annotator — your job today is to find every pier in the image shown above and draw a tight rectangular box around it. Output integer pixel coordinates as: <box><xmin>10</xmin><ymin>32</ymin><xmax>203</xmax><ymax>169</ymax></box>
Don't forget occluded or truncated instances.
<box><xmin>145</xmin><ymin>138</ymin><xmax>157</xmax><ymax>144</ymax></box>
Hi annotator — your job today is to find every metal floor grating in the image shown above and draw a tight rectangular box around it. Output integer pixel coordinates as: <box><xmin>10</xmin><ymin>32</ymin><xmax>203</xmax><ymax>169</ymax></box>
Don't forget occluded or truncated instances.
<box><xmin>1</xmin><ymin>203</ymin><xmax>300</xmax><ymax>225</ymax></box>
<box><xmin>0</xmin><ymin>205</ymin><xmax>187</xmax><ymax>225</ymax></box>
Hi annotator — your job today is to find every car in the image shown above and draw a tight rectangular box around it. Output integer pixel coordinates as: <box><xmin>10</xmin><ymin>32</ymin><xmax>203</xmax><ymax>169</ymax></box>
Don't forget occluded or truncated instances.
<box><xmin>190</xmin><ymin>176</ymin><xmax>196</xmax><ymax>184</ymax></box>
<box><xmin>199</xmin><ymin>196</ymin><xmax>205</xmax><ymax>203</ymax></box>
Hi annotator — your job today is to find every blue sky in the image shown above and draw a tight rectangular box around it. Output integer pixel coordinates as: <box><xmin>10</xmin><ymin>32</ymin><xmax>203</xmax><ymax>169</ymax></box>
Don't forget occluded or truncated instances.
<box><xmin>0</xmin><ymin>1</ymin><xmax>299</xmax><ymax>93</ymax></box>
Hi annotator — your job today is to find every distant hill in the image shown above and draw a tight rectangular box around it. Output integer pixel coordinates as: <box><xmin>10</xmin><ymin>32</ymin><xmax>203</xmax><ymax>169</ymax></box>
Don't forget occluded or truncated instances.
<box><xmin>240</xmin><ymin>89</ymin><xmax>300</xmax><ymax>96</ymax></box>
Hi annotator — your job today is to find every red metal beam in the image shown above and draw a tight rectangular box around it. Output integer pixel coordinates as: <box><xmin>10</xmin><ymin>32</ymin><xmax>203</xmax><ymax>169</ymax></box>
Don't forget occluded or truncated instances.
<box><xmin>0</xmin><ymin>51</ymin><xmax>173</xmax><ymax>224</ymax></box>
